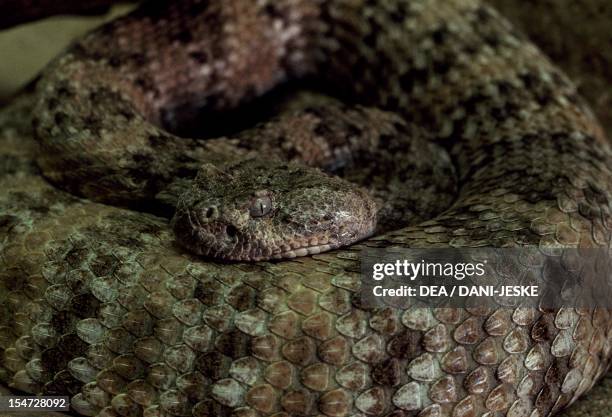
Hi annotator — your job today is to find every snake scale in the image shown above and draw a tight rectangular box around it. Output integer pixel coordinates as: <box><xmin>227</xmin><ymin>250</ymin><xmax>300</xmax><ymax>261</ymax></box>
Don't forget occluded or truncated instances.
<box><xmin>2</xmin><ymin>0</ymin><xmax>612</xmax><ymax>416</ymax></box>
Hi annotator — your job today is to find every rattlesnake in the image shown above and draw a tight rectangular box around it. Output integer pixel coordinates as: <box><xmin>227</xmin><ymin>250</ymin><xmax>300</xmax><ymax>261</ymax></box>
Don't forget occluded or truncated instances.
<box><xmin>2</xmin><ymin>1</ymin><xmax>612</xmax><ymax>417</ymax></box>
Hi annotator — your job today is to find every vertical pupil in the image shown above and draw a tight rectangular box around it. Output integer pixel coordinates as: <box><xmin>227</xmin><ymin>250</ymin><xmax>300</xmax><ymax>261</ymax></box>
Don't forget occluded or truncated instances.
<box><xmin>250</xmin><ymin>196</ymin><xmax>271</xmax><ymax>217</ymax></box>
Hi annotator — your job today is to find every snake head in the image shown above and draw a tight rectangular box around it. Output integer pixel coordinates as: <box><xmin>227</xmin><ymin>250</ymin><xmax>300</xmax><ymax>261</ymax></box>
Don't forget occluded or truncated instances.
<box><xmin>171</xmin><ymin>159</ymin><xmax>377</xmax><ymax>261</ymax></box>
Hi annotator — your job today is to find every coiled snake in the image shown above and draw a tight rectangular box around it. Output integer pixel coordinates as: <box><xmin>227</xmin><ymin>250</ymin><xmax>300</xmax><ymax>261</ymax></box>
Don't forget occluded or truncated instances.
<box><xmin>2</xmin><ymin>0</ymin><xmax>612</xmax><ymax>416</ymax></box>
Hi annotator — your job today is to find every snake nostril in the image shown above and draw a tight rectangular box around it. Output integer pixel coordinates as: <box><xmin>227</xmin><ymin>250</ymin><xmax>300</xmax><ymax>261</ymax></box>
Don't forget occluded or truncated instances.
<box><xmin>197</xmin><ymin>206</ymin><xmax>218</xmax><ymax>223</ymax></box>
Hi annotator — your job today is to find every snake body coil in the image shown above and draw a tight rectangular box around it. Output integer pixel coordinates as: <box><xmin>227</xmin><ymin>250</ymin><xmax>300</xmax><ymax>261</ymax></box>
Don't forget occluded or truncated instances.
<box><xmin>2</xmin><ymin>0</ymin><xmax>612</xmax><ymax>416</ymax></box>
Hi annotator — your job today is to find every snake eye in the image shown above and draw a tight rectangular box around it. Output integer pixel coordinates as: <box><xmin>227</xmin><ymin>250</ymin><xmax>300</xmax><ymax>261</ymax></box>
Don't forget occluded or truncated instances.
<box><xmin>249</xmin><ymin>193</ymin><xmax>273</xmax><ymax>218</ymax></box>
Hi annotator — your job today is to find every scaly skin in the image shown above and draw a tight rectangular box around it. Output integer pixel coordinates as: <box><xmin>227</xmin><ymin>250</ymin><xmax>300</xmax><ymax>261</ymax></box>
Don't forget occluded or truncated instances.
<box><xmin>32</xmin><ymin>0</ymin><xmax>463</xmax><ymax>260</ymax></box>
<box><xmin>2</xmin><ymin>1</ymin><xmax>612</xmax><ymax>417</ymax></box>
<box><xmin>487</xmin><ymin>0</ymin><xmax>612</xmax><ymax>136</ymax></box>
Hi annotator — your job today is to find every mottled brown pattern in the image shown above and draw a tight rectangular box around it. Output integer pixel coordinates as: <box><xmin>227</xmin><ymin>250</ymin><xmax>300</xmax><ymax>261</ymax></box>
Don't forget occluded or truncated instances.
<box><xmin>487</xmin><ymin>0</ymin><xmax>612</xmax><ymax>136</ymax></box>
<box><xmin>1</xmin><ymin>0</ymin><xmax>612</xmax><ymax>417</ymax></box>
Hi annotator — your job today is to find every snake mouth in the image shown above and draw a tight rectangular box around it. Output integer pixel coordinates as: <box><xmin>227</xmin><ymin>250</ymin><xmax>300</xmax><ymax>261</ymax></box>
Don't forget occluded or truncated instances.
<box><xmin>273</xmin><ymin>243</ymin><xmax>338</xmax><ymax>260</ymax></box>
<box><xmin>263</xmin><ymin>221</ymin><xmax>377</xmax><ymax>262</ymax></box>
<box><xmin>200</xmin><ymin>219</ymin><xmax>377</xmax><ymax>262</ymax></box>
<box><xmin>223</xmin><ymin>243</ymin><xmax>343</xmax><ymax>262</ymax></box>
<box><xmin>205</xmin><ymin>240</ymin><xmax>341</xmax><ymax>262</ymax></box>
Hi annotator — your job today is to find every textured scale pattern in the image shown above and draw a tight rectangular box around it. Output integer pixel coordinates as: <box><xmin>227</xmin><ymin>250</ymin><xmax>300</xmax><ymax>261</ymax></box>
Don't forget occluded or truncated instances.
<box><xmin>1</xmin><ymin>157</ymin><xmax>612</xmax><ymax>417</ymax></box>
<box><xmin>2</xmin><ymin>0</ymin><xmax>612</xmax><ymax>416</ymax></box>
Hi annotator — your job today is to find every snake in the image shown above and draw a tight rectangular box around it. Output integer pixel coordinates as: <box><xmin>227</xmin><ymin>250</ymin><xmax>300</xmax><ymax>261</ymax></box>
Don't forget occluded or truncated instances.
<box><xmin>2</xmin><ymin>0</ymin><xmax>612</xmax><ymax>416</ymax></box>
